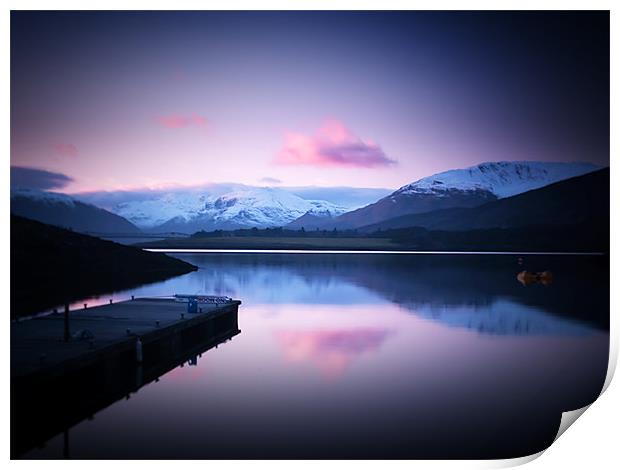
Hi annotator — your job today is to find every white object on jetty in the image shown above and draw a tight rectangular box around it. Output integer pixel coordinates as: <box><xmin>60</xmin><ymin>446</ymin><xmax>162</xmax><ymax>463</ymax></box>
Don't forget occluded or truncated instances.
<box><xmin>174</xmin><ymin>294</ymin><xmax>232</xmax><ymax>304</ymax></box>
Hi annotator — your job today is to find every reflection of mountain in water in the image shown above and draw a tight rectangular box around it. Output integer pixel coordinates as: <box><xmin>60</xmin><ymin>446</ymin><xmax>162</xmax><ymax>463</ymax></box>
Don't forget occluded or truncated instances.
<box><xmin>410</xmin><ymin>299</ymin><xmax>597</xmax><ymax>336</ymax></box>
<box><xmin>176</xmin><ymin>253</ymin><xmax>608</xmax><ymax>334</ymax></box>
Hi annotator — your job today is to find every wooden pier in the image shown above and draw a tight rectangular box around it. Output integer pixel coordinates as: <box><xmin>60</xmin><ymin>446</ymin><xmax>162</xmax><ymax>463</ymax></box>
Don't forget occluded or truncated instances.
<box><xmin>11</xmin><ymin>297</ymin><xmax>241</xmax><ymax>457</ymax></box>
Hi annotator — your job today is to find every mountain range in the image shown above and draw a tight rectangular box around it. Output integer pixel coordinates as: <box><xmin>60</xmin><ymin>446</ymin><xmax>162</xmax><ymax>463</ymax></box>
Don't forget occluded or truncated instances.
<box><xmin>10</xmin><ymin>188</ymin><xmax>141</xmax><ymax>234</ymax></box>
<box><xmin>140</xmin><ymin>187</ymin><xmax>348</xmax><ymax>233</ymax></box>
<box><xmin>359</xmin><ymin>167</ymin><xmax>609</xmax><ymax>233</ymax></box>
<box><xmin>294</xmin><ymin>161</ymin><xmax>600</xmax><ymax>230</ymax></box>
<box><xmin>10</xmin><ymin>161</ymin><xmax>603</xmax><ymax>239</ymax></box>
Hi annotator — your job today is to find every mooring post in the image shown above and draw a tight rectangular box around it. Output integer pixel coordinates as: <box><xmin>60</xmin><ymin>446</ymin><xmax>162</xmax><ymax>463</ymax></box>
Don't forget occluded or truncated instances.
<box><xmin>135</xmin><ymin>337</ymin><xmax>143</xmax><ymax>363</ymax></box>
<box><xmin>64</xmin><ymin>303</ymin><xmax>70</xmax><ymax>342</ymax></box>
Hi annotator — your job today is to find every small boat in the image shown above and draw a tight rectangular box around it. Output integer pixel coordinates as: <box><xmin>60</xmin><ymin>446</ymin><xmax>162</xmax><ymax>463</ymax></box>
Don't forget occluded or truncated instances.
<box><xmin>517</xmin><ymin>270</ymin><xmax>553</xmax><ymax>286</ymax></box>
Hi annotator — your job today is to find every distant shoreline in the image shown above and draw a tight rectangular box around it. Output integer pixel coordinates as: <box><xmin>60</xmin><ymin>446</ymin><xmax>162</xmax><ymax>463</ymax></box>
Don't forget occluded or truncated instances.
<box><xmin>136</xmin><ymin>236</ymin><xmax>401</xmax><ymax>251</ymax></box>
<box><xmin>144</xmin><ymin>248</ymin><xmax>605</xmax><ymax>256</ymax></box>
<box><xmin>135</xmin><ymin>234</ymin><xmax>607</xmax><ymax>255</ymax></box>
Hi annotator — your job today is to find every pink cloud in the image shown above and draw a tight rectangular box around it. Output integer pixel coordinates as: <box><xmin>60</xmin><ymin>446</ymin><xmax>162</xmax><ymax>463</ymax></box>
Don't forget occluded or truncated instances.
<box><xmin>275</xmin><ymin>120</ymin><xmax>396</xmax><ymax>168</ymax></box>
<box><xmin>155</xmin><ymin>113</ymin><xmax>209</xmax><ymax>130</ymax></box>
<box><xmin>53</xmin><ymin>142</ymin><xmax>79</xmax><ymax>157</ymax></box>
<box><xmin>275</xmin><ymin>328</ymin><xmax>392</xmax><ymax>378</ymax></box>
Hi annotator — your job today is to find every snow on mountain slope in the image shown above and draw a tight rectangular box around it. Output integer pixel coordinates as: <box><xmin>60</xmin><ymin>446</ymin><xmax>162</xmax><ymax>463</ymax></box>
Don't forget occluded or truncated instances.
<box><xmin>11</xmin><ymin>188</ymin><xmax>77</xmax><ymax>207</ymax></box>
<box><xmin>198</xmin><ymin>187</ymin><xmax>348</xmax><ymax>228</ymax></box>
<box><xmin>310</xmin><ymin>160</ymin><xmax>602</xmax><ymax>231</ymax></box>
<box><xmin>95</xmin><ymin>161</ymin><xmax>601</xmax><ymax>232</ymax></box>
<box><xmin>114</xmin><ymin>192</ymin><xmax>209</xmax><ymax>228</ymax></box>
<box><xmin>396</xmin><ymin>161</ymin><xmax>600</xmax><ymax>198</ymax></box>
<box><xmin>109</xmin><ymin>187</ymin><xmax>348</xmax><ymax>230</ymax></box>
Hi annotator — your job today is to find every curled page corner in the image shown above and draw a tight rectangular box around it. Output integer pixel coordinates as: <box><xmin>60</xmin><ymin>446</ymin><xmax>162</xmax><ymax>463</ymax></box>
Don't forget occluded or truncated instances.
<box><xmin>554</xmin><ymin>404</ymin><xmax>591</xmax><ymax>442</ymax></box>
<box><xmin>549</xmin><ymin>341</ymin><xmax>618</xmax><ymax>449</ymax></box>
<box><xmin>492</xmin><ymin>402</ymin><xmax>597</xmax><ymax>468</ymax></box>
<box><xmin>551</xmin><ymin>341</ymin><xmax>619</xmax><ymax>443</ymax></box>
<box><xmin>601</xmin><ymin>341</ymin><xmax>618</xmax><ymax>395</ymax></box>
<box><xmin>490</xmin><ymin>450</ymin><xmax>546</xmax><ymax>468</ymax></box>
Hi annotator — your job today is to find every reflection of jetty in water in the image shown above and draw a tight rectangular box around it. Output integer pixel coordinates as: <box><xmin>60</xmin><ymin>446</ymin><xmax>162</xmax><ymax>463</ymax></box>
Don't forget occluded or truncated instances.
<box><xmin>11</xmin><ymin>301</ymin><xmax>241</xmax><ymax>457</ymax></box>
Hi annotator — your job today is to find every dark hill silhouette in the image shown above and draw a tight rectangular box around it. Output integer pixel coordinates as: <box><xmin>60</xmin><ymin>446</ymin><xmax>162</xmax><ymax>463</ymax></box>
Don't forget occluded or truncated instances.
<box><xmin>11</xmin><ymin>191</ymin><xmax>141</xmax><ymax>234</ymax></box>
<box><xmin>11</xmin><ymin>215</ymin><xmax>196</xmax><ymax>317</ymax></box>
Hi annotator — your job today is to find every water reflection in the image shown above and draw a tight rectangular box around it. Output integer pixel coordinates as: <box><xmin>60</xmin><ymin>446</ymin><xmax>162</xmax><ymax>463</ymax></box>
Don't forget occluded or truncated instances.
<box><xmin>105</xmin><ymin>253</ymin><xmax>607</xmax><ymax>334</ymax></box>
<box><xmin>276</xmin><ymin>328</ymin><xmax>393</xmax><ymax>378</ymax></box>
<box><xmin>20</xmin><ymin>253</ymin><xmax>609</xmax><ymax>459</ymax></box>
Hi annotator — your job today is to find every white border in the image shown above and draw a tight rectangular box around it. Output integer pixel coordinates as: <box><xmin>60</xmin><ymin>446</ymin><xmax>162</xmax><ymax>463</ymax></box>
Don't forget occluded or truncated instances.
<box><xmin>3</xmin><ymin>2</ymin><xmax>616</xmax><ymax>469</ymax></box>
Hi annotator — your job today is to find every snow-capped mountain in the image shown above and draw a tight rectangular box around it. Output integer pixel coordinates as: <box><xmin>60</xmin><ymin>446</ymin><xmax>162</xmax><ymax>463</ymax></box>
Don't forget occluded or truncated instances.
<box><xmin>11</xmin><ymin>188</ymin><xmax>141</xmax><ymax>234</ymax></box>
<box><xmin>310</xmin><ymin>161</ymin><xmax>601</xmax><ymax>230</ymax></box>
<box><xmin>356</xmin><ymin>167</ymin><xmax>608</xmax><ymax>233</ymax></box>
<box><xmin>148</xmin><ymin>187</ymin><xmax>348</xmax><ymax>233</ymax></box>
<box><xmin>11</xmin><ymin>188</ymin><xmax>77</xmax><ymax>206</ymax></box>
<box><xmin>56</xmin><ymin>160</ymin><xmax>599</xmax><ymax>234</ymax></box>
<box><xmin>395</xmin><ymin>161</ymin><xmax>599</xmax><ymax>198</ymax></box>
<box><xmin>205</xmin><ymin>188</ymin><xmax>346</xmax><ymax>224</ymax></box>
<box><xmin>114</xmin><ymin>192</ymin><xmax>209</xmax><ymax>229</ymax></box>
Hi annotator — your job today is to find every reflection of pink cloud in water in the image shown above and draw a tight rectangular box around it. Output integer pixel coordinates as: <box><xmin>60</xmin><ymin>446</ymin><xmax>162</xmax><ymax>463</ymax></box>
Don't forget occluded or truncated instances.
<box><xmin>275</xmin><ymin>328</ymin><xmax>392</xmax><ymax>378</ymax></box>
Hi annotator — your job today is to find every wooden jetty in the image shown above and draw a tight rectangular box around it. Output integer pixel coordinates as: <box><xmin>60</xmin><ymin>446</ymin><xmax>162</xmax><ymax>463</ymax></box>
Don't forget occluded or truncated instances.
<box><xmin>11</xmin><ymin>297</ymin><xmax>241</xmax><ymax>457</ymax></box>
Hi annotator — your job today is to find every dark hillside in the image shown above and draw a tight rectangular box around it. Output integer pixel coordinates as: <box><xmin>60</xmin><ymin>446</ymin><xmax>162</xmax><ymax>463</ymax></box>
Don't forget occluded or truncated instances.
<box><xmin>11</xmin><ymin>215</ymin><xmax>197</xmax><ymax>317</ymax></box>
<box><xmin>11</xmin><ymin>193</ymin><xmax>141</xmax><ymax>234</ymax></box>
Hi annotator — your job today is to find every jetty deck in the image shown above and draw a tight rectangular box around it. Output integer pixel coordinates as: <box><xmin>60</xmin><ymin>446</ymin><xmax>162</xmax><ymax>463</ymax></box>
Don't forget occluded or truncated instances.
<box><xmin>11</xmin><ymin>297</ymin><xmax>242</xmax><ymax>457</ymax></box>
<box><xmin>11</xmin><ymin>297</ymin><xmax>240</xmax><ymax>379</ymax></box>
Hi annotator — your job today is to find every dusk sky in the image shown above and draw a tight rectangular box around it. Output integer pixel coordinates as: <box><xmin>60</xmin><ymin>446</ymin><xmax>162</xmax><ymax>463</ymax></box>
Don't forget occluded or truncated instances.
<box><xmin>11</xmin><ymin>11</ymin><xmax>609</xmax><ymax>194</ymax></box>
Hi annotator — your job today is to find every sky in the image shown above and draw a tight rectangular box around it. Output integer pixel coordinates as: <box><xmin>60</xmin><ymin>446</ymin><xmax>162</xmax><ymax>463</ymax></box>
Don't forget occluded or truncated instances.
<box><xmin>11</xmin><ymin>11</ymin><xmax>609</xmax><ymax>194</ymax></box>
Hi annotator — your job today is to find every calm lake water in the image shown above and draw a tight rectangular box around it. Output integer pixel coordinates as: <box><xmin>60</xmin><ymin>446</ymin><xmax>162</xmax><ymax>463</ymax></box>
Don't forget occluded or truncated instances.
<box><xmin>22</xmin><ymin>253</ymin><xmax>609</xmax><ymax>459</ymax></box>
